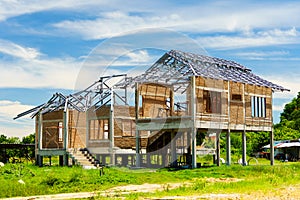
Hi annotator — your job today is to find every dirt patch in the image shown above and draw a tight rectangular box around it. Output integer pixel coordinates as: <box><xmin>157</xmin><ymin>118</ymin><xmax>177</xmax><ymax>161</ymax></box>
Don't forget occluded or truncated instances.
<box><xmin>205</xmin><ymin>177</ymin><xmax>243</xmax><ymax>183</ymax></box>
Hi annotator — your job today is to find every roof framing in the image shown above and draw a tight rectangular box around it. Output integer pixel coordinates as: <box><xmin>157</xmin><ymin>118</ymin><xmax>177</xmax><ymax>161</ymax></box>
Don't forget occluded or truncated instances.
<box><xmin>14</xmin><ymin>50</ymin><xmax>289</xmax><ymax>119</ymax></box>
<box><xmin>116</xmin><ymin>50</ymin><xmax>289</xmax><ymax>92</ymax></box>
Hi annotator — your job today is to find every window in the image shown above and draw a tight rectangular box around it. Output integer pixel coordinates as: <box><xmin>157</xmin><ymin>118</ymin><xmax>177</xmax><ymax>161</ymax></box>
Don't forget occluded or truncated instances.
<box><xmin>204</xmin><ymin>90</ymin><xmax>221</xmax><ymax>114</ymax></box>
<box><xmin>251</xmin><ymin>96</ymin><xmax>266</xmax><ymax>118</ymax></box>
<box><xmin>231</xmin><ymin>94</ymin><xmax>242</xmax><ymax>101</ymax></box>
<box><xmin>89</xmin><ymin>119</ymin><xmax>109</xmax><ymax>140</ymax></box>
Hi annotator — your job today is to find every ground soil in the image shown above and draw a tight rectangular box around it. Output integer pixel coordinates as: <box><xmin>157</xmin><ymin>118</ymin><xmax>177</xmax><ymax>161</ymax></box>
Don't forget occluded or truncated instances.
<box><xmin>5</xmin><ymin>181</ymin><xmax>300</xmax><ymax>200</ymax></box>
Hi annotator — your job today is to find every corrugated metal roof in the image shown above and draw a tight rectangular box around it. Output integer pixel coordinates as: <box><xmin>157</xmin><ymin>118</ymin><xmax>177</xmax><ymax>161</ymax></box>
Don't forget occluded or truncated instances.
<box><xmin>168</xmin><ymin>50</ymin><xmax>289</xmax><ymax>91</ymax></box>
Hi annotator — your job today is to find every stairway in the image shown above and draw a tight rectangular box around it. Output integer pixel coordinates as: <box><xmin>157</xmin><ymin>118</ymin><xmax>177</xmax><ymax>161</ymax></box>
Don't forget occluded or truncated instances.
<box><xmin>68</xmin><ymin>148</ymin><xmax>102</xmax><ymax>169</ymax></box>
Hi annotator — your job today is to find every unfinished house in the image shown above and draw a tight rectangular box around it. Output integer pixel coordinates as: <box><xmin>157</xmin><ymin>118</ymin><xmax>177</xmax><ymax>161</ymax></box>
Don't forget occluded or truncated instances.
<box><xmin>15</xmin><ymin>50</ymin><xmax>289</xmax><ymax>168</ymax></box>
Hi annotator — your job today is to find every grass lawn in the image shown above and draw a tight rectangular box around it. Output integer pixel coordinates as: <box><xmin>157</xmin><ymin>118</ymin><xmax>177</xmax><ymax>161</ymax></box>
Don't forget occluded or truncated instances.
<box><xmin>0</xmin><ymin>159</ymin><xmax>300</xmax><ymax>199</ymax></box>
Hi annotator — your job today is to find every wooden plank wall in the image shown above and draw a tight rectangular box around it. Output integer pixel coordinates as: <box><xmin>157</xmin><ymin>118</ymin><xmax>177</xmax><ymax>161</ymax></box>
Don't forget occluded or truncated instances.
<box><xmin>194</xmin><ymin>76</ymin><xmax>273</xmax><ymax>129</ymax></box>
<box><xmin>139</xmin><ymin>83</ymin><xmax>171</xmax><ymax>118</ymax></box>
<box><xmin>41</xmin><ymin>110</ymin><xmax>64</xmax><ymax>149</ymax></box>
<box><xmin>69</xmin><ymin>110</ymin><xmax>86</xmax><ymax>149</ymax></box>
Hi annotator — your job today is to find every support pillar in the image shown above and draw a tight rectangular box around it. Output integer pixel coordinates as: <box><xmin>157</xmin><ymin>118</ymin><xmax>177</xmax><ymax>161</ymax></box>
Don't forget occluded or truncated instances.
<box><xmin>226</xmin><ymin>130</ymin><xmax>231</xmax><ymax>165</ymax></box>
<box><xmin>64</xmin><ymin>154</ymin><xmax>69</xmax><ymax>166</ymax></box>
<box><xmin>37</xmin><ymin>155</ymin><xmax>43</xmax><ymax>167</ymax></box>
<box><xmin>63</xmin><ymin>105</ymin><xmax>69</xmax><ymax>151</ymax></box>
<box><xmin>242</xmin><ymin>130</ymin><xmax>247</xmax><ymax>166</ymax></box>
<box><xmin>270</xmin><ymin>129</ymin><xmax>274</xmax><ymax>165</ymax></box>
<box><xmin>110</xmin><ymin>89</ymin><xmax>115</xmax><ymax>166</ymax></box>
<box><xmin>242</xmin><ymin>83</ymin><xmax>247</xmax><ymax>166</ymax></box>
<box><xmin>227</xmin><ymin>81</ymin><xmax>231</xmax><ymax>166</ymax></box>
<box><xmin>190</xmin><ymin>76</ymin><xmax>197</xmax><ymax>169</ymax></box>
<box><xmin>38</xmin><ymin>112</ymin><xmax>43</xmax><ymax>151</ymax></box>
<box><xmin>135</xmin><ymin>82</ymin><xmax>141</xmax><ymax>167</ymax></box>
<box><xmin>270</xmin><ymin>91</ymin><xmax>274</xmax><ymax>166</ymax></box>
<box><xmin>216</xmin><ymin>131</ymin><xmax>221</xmax><ymax>166</ymax></box>
<box><xmin>170</xmin><ymin>131</ymin><xmax>177</xmax><ymax>167</ymax></box>
<box><xmin>59</xmin><ymin>155</ymin><xmax>64</xmax><ymax>166</ymax></box>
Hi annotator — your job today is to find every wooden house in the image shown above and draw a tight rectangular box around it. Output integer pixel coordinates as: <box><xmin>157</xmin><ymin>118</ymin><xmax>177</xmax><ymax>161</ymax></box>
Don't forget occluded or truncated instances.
<box><xmin>15</xmin><ymin>50</ymin><xmax>288</xmax><ymax>168</ymax></box>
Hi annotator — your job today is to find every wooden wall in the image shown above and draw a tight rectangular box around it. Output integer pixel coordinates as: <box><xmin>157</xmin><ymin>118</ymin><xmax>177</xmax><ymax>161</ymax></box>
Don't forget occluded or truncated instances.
<box><xmin>139</xmin><ymin>83</ymin><xmax>171</xmax><ymax>118</ymax></box>
<box><xmin>194</xmin><ymin>76</ymin><xmax>273</xmax><ymax>130</ymax></box>
<box><xmin>40</xmin><ymin>110</ymin><xmax>64</xmax><ymax>149</ymax></box>
<box><xmin>69</xmin><ymin>110</ymin><xmax>86</xmax><ymax>149</ymax></box>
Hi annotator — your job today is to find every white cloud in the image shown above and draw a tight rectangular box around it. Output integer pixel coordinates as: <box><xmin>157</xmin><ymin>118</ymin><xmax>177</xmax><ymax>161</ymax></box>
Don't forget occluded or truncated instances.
<box><xmin>0</xmin><ymin>56</ymin><xmax>82</xmax><ymax>89</ymax></box>
<box><xmin>197</xmin><ymin>28</ymin><xmax>300</xmax><ymax>50</ymax></box>
<box><xmin>45</xmin><ymin>1</ymin><xmax>300</xmax><ymax>41</ymax></box>
<box><xmin>0</xmin><ymin>100</ymin><xmax>35</xmax><ymax>138</ymax></box>
<box><xmin>0</xmin><ymin>100</ymin><xmax>33</xmax><ymax>119</ymax></box>
<box><xmin>0</xmin><ymin>39</ymin><xmax>41</xmax><ymax>60</ymax></box>
<box><xmin>0</xmin><ymin>0</ymin><xmax>109</xmax><ymax>21</ymax></box>
<box><xmin>234</xmin><ymin>51</ymin><xmax>291</xmax><ymax>60</ymax></box>
<box><xmin>52</xmin><ymin>11</ymin><xmax>183</xmax><ymax>40</ymax></box>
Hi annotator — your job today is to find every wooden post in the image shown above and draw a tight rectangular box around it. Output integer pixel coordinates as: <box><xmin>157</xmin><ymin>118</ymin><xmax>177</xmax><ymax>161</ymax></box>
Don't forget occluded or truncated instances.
<box><xmin>135</xmin><ymin>82</ymin><xmax>140</xmax><ymax>167</ymax></box>
<box><xmin>227</xmin><ymin>81</ymin><xmax>231</xmax><ymax>165</ymax></box>
<box><xmin>190</xmin><ymin>76</ymin><xmax>197</xmax><ymax>168</ymax></box>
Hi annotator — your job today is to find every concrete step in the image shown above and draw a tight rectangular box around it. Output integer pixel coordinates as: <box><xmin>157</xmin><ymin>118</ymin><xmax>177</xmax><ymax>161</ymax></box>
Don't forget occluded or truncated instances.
<box><xmin>67</xmin><ymin>148</ymin><xmax>100</xmax><ymax>169</ymax></box>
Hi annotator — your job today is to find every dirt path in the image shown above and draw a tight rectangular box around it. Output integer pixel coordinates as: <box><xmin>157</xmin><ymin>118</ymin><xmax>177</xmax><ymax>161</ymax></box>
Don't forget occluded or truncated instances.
<box><xmin>4</xmin><ymin>182</ymin><xmax>300</xmax><ymax>200</ymax></box>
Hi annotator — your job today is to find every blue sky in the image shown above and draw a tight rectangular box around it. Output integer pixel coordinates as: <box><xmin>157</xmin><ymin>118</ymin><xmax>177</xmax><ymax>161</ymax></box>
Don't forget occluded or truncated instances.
<box><xmin>0</xmin><ymin>0</ymin><xmax>299</xmax><ymax>138</ymax></box>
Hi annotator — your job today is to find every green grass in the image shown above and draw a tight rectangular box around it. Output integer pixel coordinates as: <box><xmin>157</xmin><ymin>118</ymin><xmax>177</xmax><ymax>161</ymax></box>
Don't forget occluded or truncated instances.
<box><xmin>1</xmin><ymin>161</ymin><xmax>300</xmax><ymax>198</ymax></box>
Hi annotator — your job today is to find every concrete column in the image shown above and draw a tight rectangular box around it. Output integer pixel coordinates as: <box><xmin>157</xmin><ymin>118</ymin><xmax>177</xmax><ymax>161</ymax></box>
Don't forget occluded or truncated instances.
<box><xmin>226</xmin><ymin>130</ymin><xmax>231</xmax><ymax>165</ymax></box>
<box><xmin>270</xmin><ymin>129</ymin><xmax>274</xmax><ymax>165</ymax></box>
<box><xmin>227</xmin><ymin>81</ymin><xmax>231</xmax><ymax>166</ymax></box>
<box><xmin>216</xmin><ymin>131</ymin><xmax>221</xmax><ymax>166</ymax></box>
<box><xmin>59</xmin><ymin>155</ymin><xmax>64</xmax><ymax>166</ymax></box>
<box><xmin>63</xmin><ymin>108</ymin><xmax>68</xmax><ymax>150</ymax></box>
<box><xmin>242</xmin><ymin>130</ymin><xmax>247</xmax><ymax>166</ymax></box>
<box><xmin>242</xmin><ymin>83</ymin><xmax>247</xmax><ymax>166</ymax></box>
<box><xmin>37</xmin><ymin>155</ymin><xmax>43</xmax><ymax>167</ymax></box>
<box><xmin>64</xmin><ymin>154</ymin><xmax>69</xmax><ymax>166</ymax></box>
<box><xmin>170</xmin><ymin>131</ymin><xmax>177</xmax><ymax>167</ymax></box>
<box><xmin>270</xmin><ymin>91</ymin><xmax>274</xmax><ymax>166</ymax></box>
<box><xmin>190</xmin><ymin>76</ymin><xmax>197</xmax><ymax>169</ymax></box>
<box><xmin>135</xmin><ymin>82</ymin><xmax>140</xmax><ymax>167</ymax></box>
<box><xmin>38</xmin><ymin>112</ymin><xmax>43</xmax><ymax>150</ymax></box>
<box><xmin>110</xmin><ymin>89</ymin><xmax>115</xmax><ymax>165</ymax></box>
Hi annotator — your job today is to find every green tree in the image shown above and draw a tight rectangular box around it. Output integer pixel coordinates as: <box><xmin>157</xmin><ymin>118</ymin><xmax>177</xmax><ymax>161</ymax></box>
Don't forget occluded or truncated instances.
<box><xmin>21</xmin><ymin>133</ymin><xmax>35</xmax><ymax>144</ymax></box>
<box><xmin>274</xmin><ymin>91</ymin><xmax>300</xmax><ymax>140</ymax></box>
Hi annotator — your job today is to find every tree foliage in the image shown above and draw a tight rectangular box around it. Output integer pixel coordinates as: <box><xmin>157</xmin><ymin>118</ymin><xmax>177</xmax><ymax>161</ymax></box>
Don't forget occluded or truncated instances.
<box><xmin>274</xmin><ymin>91</ymin><xmax>300</xmax><ymax>140</ymax></box>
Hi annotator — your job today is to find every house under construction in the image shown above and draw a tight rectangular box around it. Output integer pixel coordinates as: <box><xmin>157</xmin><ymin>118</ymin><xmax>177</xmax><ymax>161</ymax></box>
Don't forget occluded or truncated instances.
<box><xmin>15</xmin><ymin>50</ymin><xmax>289</xmax><ymax>168</ymax></box>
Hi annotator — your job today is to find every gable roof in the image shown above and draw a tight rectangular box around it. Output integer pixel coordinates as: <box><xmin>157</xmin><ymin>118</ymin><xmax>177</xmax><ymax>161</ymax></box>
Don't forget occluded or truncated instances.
<box><xmin>116</xmin><ymin>50</ymin><xmax>289</xmax><ymax>92</ymax></box>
